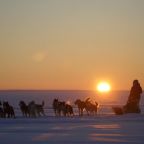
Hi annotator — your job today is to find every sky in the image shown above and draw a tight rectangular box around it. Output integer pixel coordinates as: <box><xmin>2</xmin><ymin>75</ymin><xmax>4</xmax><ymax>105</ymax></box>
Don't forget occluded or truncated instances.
<box><xmin>0</xmin><ymin>0</ymin><xmax>144</xmax><ymax>90</ymax></box>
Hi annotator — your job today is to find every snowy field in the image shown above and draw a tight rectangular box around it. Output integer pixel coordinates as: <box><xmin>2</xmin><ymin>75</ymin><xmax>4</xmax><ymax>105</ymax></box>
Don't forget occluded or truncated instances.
<box><xmin>1</xmin><ymin>90</ymin><xmax>144</xmax><ymax>143</ymax></box>
<box><xmin>1</xmin><ymin>114</ymin><xmax>144</xmax><ymax>144</ymax></box>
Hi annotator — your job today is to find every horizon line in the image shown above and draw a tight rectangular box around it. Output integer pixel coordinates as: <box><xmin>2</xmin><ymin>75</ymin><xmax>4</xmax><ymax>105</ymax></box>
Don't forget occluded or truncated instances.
<box><xmin>0</xmin><ymin>89</ymin><xmax>130</xmax><ymax>91</ymax></box>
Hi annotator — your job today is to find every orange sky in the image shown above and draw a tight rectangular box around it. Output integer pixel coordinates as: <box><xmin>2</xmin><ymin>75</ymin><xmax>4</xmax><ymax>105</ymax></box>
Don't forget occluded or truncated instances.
<box><xmin>0</xmin><ymin>0</ymin><xmax>144</xmax><ymax>90</ymax></box>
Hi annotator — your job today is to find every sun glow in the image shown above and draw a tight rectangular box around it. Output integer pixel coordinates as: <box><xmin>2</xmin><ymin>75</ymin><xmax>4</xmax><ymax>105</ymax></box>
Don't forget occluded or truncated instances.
<box><xmin>97</xmin><ymin>82</ymin><xmax>111</xmax><ymax>93</ymax></box>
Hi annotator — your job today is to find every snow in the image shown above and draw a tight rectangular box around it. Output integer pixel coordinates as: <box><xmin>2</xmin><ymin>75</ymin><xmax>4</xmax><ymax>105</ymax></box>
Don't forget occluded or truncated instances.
<box><xmin>1</xmin><ymin>90</ymin><xmax>144</xmax><ymax>143</ymax></box>
<box><xmin>1</xmin><ymin>114</ymin><xmax>144</xmax><ymax>144</ymax></box>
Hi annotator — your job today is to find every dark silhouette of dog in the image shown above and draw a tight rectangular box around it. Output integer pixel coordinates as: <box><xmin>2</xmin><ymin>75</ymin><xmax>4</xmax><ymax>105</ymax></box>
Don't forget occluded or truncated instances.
<box><xmin>0</xmin><ymin>107</ymin><xmax>4</xmax><ymax>118</ymax></box>
<box><xmin>19</xmin><ymin>101</ymin><xmax>30</xmax><ymax>117</ymax></box>
<box><xmin>0</xmin><ymin>101</ymin><xmax>4</xmax><ymax>118</ymax></box>
<box><xmin>53</xmin><ymin>99</ymin><xmax>59</xmax><ymax>116</ymax></box>
<box><xmin>75</xmin><ymin>99</ymin><xmax>86</xmax><ymax>116</ymax></box>
<box><xmin>3</xmin><ymin>101</ymin><xmax>15</xmax><ymax>118</ymax></box>
<box><xmin>28</xmin><ymin>101</ymin><xmax>36</xmax><ymax>118</ymax></box>
<box><xmin>53</xmin><ymin>99</ymin><xmax>65</xmax><ymax>116</ymax></box>
<box><xmin>53</xmin><ymin>99</ymin><xmax>74</xmax><ymax>116</ymax></box>
<box><xmin>65</xmin><ymin>103</ymin><xmax>74</xmax><ymax>116</ymax></box>
<box><xmin>75</xmin><ymin>98</ymin><xmax>98</xmax><ymax>116</ymax></box>
<box><xmin>85</xmin><ymin>100</ymin><xmax>99</xmax><ymax>115</ymax></box>
<box><xmin>34</xmin><ymin>101</ymin><xmax>45</xmax><ymax>116</ymax></box>
<box><xmin>28</xmin><ymin>101</ymin><xmax>45</xmax><ymax>118</ymax></box>
<box><xmin>58</xmin><ymin>101</ymin><xmax>66</xmax><ymax>116</ymax></box>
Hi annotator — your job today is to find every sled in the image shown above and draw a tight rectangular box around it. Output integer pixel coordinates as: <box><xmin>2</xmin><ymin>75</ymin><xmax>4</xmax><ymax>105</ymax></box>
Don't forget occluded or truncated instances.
<box><xmin>112</xmin><ymin>106</ymin><xmax>124</xmax><ymax>115</ymax></box>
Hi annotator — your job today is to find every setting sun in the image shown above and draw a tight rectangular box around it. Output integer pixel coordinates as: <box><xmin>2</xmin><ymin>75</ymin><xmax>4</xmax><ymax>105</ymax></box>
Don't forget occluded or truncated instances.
<box><xmin>97</xmin><ymin>82</ymin><xmax>111</xmax><ymax>93</ymax></box>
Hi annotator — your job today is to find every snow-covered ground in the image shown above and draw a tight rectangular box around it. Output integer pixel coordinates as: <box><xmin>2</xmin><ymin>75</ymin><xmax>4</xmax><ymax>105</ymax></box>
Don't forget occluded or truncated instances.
<box><xmin>1</xmin><ymin>90</ymin><xmax>144</xmax><ymax>143</ymax></box>
<box><xmin>1</xmin><ymin>114</ymin><xmax>144</xmax><ymax>144</ymax></box>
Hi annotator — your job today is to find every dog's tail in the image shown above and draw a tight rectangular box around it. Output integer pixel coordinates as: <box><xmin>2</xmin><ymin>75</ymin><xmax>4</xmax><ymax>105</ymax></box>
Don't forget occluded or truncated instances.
<box><xmin>85</xmin><ymin>97</ymin><xmax>90</xmax><ymax>103</ymax></box>
<box><xmin>42</xmin><ymin>101</ymin><xmax>45</xmax><ymax>107</ymax></box>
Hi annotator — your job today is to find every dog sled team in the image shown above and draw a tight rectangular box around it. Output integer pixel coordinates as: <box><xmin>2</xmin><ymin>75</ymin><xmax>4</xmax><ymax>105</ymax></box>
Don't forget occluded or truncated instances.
<box><xmin>0</xmin><ymin>97</ymin><xmax>99</xmax><ymax>118</ymax></box>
